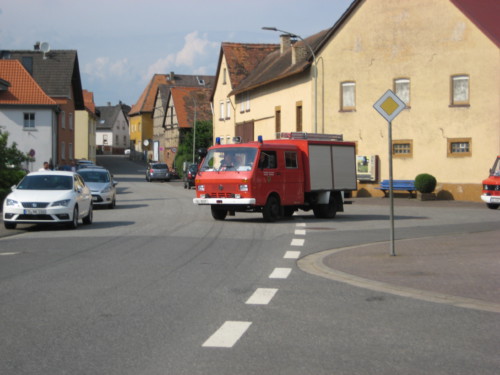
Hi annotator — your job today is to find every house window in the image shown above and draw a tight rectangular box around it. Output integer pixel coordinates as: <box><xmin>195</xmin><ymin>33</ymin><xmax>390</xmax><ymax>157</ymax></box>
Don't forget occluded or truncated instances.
<box><xmin>103</xmin><ymin>135</ymin><xmax>108</xmax><ymax>145</ymax></box>
<box><xmin>341</xmin><ymin>82</ymin><xmax>356</xmax><ymax>111</ymax></box>
<box><xmin>116</xmin><ymin>135</ymin><xmax>119</xmax><ymax>144</ymax></box>
<box><xmin>451</xmin><ymin>75</ymin><xmax>469</xmax><ymax>106</ymax></box>
<box><xmin>448</xmin><ymin>138</ymin><xmax>471</xmax><ymax>157</ymax></box>
<box><xmin>223</xmin><ymin>68</ymin><xmax>227</xmax><ymax>85</ymax></box>
<box><xmin>61</xmin><ymin>111</ymin><xmax>66</xmax><ymax>129</ymax></box>
<box><xmin>219</xmin><ymin>101</ymin><xmax>225</xmax><ymax>121</ymax></box>
<box><xmin>69</xmin><ymin>143</ymin><xmax>73</xmax><ymax>160</ymax></box>
<box><xmin>394</xmin><ymin>78</ymin><xmax>410</xmax><ymax>107</ymax></box>
<box><xmin>245</xmin><ymin>92</ymin><xmax>250</xmax><ymax>112</ymax></box>
<box><xmin>61</xmin><ymin>142</ymin><xmax>66</xmax><ymax>160</ymax></box>
<box><xmin>392</xmin><ymin>140</ymin><xmax>413</xmax><ymax>158</ymax></box>
<box><xmin>69</xmin><ymin>113</ymin><xmax>73</xmax><ymax>130</ymax></box>
<box><xmin>296</xmin><ymin>102</ymin><xmax>303</xmax><ymax>132</ymax></box>
<box><xmin>23</xmin><ymin>113</ymin><xmax>35</xmax><ymax>129</ymax></box>
<box><xmin>226</xmin><ymin>99</ymin><xmax>231</xmax><ymax>120</ymax></box>
<box><xmin>275</xmin><ymin>107</ymin><xmax>281</xmax><ymax>135</ymax></box>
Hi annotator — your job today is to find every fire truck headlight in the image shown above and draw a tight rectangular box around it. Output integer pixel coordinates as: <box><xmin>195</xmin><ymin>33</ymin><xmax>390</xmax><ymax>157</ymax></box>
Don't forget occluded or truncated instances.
<box><xmin>198</xmin><ymin>185</ymin><xmax>205</xmax><ymax>191</ymax></box>
<box><xmin>239</xmin><ymin>184</ymin><xmax>249</xmax><ymax>192</ymax></box>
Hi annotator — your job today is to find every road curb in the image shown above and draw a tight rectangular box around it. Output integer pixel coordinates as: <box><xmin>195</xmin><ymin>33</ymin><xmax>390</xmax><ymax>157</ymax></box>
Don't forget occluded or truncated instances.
<box><xmin>298</xmin><ymin>244</ymin><xmax>500</xmax><ymax>314</ymax></box>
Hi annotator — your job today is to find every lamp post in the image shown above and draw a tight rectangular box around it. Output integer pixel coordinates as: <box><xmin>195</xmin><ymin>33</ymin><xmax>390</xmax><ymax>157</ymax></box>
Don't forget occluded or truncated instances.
<box><xmin>262</xmin><ymin>26</ymin><xmax>318</xmax><ymax>133</ymax></box>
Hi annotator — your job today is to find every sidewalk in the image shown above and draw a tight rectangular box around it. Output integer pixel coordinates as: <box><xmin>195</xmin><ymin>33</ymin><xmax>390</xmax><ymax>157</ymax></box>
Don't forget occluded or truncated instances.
<box><xmin>299</xmin><ymin>198</ymin><xmax>500</xmax><ymax>313</ymax></box>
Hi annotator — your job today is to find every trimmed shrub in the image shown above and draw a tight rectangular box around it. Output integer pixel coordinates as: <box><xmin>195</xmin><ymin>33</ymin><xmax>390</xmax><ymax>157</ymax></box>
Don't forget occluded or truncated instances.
<box><xmin>414</xmin><ymin>173</ymin><xmax>437</xmax><ymax>194</ymax></box>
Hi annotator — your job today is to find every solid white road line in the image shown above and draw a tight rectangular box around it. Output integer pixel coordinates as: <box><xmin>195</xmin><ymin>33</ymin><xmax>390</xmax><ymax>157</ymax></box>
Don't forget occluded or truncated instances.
<box><xmin>246</xmin><ymin>288</ymin><xmax>278</xmax><ymax>305</ymax></box>
<box><xmin>291</xmin><ymin>238</ymin><xmax>305</xmax><ymax>246</ymax></box>
<box><xmin>294</xmin><ymin>229</ymin><xmax>306</xmax><ymax>236</ymax></box>
<box><xmin>0</xmin><ymin>252</ymin><xmax>19</xmax><ymax>256</ymax></box>
<box><xmin>202</xmin><ymin>321</ymin><xmax>252</xmax><ymax>348</ymax></box>
<box><xmin>269</xmin><ymin>267</ymin><xmax>292</xmax><ymax>279</ymax></box>
<box><xmin>284</xmin><ymin>251</ymin><xmax>301</xmax><ymax>259</ymax></box>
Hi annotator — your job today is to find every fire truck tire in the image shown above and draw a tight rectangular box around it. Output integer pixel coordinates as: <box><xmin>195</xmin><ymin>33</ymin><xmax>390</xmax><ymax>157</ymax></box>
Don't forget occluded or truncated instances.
<box><xmin>263</xmin><ymin>195</ymin><xmax>281</xmax><ymax>222</ymax></box>
<box><xmin>313</xmin><ymin>194</ymin><xmax>337</xmax><ymax>219</ymax></box>
<box><xmin>486</xmin><ymin>203</ymin><xmax>499</xmax><ymax>209</ymax></box>
<box><xmin>211</xmin><ymin>206</ymin><xmax>228</xmax><ymax>220</ymax></box>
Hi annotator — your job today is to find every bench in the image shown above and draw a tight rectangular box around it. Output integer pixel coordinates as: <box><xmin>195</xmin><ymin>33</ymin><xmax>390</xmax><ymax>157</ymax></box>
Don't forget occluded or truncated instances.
<box><xmin>376</xmin><ymin>179</ymin><xmax>416</xmax><ymax>198</ymax></box>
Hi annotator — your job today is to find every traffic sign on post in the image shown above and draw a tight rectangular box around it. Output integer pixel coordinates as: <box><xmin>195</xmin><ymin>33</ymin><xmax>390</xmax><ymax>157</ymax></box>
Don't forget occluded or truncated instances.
<box><xmin>374</xmin><ymin>89</ymin><xmax>406</xmax><ymax>257</ymax></box>
<box><xmin>373</xmin><ymin>90</ymin><xmax>406</xmax><ymax>122</ymax></box>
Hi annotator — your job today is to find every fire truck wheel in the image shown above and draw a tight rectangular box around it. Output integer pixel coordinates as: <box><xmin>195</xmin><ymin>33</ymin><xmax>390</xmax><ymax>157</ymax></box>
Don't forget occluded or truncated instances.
<box><xmin>263</xmin><ymin>195</ymin><xmax>281</xmax><ymax>222</ymax></box>
<box><xmin>211</xmin><ymin>207</ymin><xmax>228</xmax><ymax>220</ymax></box>
<box><xmin>313</xmin><ymin>194</ymin><xmax>337</xmax><ymax>219</ymax></box>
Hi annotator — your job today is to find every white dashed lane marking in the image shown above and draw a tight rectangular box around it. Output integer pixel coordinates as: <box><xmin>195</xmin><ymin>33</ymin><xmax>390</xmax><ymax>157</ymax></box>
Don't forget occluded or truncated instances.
<box><xmin>246</xmin><ymin>288</ymin><xmax>278</xmax><ymax>305</ymax></box>
<box><xmin>202</xmin><ymin>321</ymin><xmax>252</xmax><ymax>348</ymax></box>
<box><xmin>269</xmin><ymin>267</ymin><xmax>292</xmax><ymax>279</ymax></box>
<box><xmin>294</xmin><ymin>229</ymin><xmax>306</xmax><ymax>236</ymax></box>
<box><xmin>284</xmin><ymin>251</ymin><xmax>301</xmax><ymax>259</ymax></box>
<box><xmin>291</xmin><ymin>238</ymin><xmax>305</xmax><ymax>246</ymax></box>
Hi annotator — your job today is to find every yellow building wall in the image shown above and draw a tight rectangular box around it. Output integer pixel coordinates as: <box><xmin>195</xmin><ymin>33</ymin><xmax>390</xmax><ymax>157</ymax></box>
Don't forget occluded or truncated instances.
<box><xmin>317</xmin><ymin>0</ymin><xmax>500</xmax><ymax>201</ymax></box>
<box><xmin>213</xmin><ymin>55</ymin><xmax>315</xmax><ymax>143</ymax></box>
<box><xmin>75</xmin><ymin>110</ymin><xmax>96</xmax><ymax>162</ymax></box>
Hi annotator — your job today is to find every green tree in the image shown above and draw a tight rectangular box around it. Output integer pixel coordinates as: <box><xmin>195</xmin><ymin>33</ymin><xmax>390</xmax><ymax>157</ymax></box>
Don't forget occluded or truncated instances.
<box><xmin>0</xmin><ymin>130</ymin><xmax>29</xmax><ymax>203</ymax></box>
<box><xmin>175</xmin><ymin>120</ymin><xmax>212</xmax><ymax>176</ymax></box>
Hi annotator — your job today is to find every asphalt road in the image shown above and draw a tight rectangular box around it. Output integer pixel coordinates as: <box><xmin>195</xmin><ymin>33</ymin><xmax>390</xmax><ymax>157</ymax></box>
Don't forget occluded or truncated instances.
<box><xmin>0</xmin><ymin>155</ymin><xmax>498</xmax><ymax>375</ymax></box>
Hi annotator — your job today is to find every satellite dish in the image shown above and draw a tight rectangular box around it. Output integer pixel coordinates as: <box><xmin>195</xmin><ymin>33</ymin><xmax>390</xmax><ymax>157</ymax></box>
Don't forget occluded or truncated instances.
<box><xmin>40</xmin><ymin>42</ymin><xmax>50</xmax><ymax>53</ymax></box>
<box><xmin>143</xmin><ymin>139</ymin><xmax>149</xmax><ymax>147</ymax></box>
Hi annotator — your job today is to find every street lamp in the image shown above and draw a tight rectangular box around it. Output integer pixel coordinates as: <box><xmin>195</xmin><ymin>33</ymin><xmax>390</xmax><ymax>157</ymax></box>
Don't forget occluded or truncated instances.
<box><xmin>262</xmin><ymin>26</ymin><xmax>318</xmax><ymax>133</ymax></box>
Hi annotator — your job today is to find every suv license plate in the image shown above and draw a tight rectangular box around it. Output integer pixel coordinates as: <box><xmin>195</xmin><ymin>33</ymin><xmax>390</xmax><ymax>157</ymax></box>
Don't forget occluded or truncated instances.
<box><xmin>24</xmin><ymin>209</ymin><xmax>47</xmax><ymax>215</ymax></box>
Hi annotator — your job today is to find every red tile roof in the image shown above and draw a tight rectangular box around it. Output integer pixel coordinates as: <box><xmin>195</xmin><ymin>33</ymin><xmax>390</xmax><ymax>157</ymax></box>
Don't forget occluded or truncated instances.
<box><xmin>129</xmin><ymin>74</ymin><xmax>168</xmax><ymax>116</ymax></box>
<box><xmin>451</xmin><ymin>0</ymin><xmax>500</xmax><ymax>47</ymax></box>
<box><xmin>170</xmin><ymin>86</ymin><xmax>212</xmax><ymax>128</ymax></box>
<box><xmin>0</xmin><ymin>60</ymin><xmax>56</xmax><ymax>105</ymax></box>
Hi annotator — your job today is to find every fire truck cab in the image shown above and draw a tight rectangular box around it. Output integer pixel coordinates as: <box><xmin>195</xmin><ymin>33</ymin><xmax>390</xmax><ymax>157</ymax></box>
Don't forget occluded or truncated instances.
<box><xmin>193</xmin><ymin>133</ymin><xmax>357</xmax><ymax>221</ymax></box>
<box><xmin>481</xmin><ymin>155</ymin><xmax>500</xmax><ymax>209</ymax></box>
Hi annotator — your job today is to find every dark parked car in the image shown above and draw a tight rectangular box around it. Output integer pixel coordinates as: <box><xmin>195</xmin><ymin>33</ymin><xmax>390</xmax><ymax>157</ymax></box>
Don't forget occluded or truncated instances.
<box><xmin>184</xmin><ymin>163</ymin><xmax>198</xmax><ymax>189</ymax></box>
<box><xmin>146</xmin><ymin>163</ymin><xmax>170</xmax><ymax>182</ymax></box>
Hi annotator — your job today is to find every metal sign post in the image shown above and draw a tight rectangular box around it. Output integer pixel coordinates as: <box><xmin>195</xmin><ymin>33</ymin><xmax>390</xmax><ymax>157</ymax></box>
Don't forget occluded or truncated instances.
<box><xmin>373</xmin><ymin>90</ymin><xmax>406</xmax><ymax>256</ymax></box>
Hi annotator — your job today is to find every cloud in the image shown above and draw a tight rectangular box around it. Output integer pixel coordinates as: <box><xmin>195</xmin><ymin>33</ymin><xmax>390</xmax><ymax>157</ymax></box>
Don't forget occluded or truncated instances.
<box><xmin>143</xmin><ymin>31</ymin><xmax>218</xmax><ymax>80</ymax></box>
<box><xmin>83</xmin><ymin>57</ymin><xmax>129</xmax><ymax>80</ymax></box>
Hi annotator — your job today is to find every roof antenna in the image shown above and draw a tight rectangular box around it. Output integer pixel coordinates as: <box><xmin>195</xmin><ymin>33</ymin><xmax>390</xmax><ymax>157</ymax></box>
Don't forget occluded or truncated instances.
<box><xmin>40</xmin><ymin>42</ymin><xmax>50</xmax><ymax>60</ymax></box>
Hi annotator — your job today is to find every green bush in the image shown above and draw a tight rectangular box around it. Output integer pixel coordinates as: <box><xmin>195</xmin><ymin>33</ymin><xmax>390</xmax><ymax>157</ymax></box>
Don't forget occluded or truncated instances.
<box><xmin>414</xmin><ymin>173</ymin><xmax>437</xmax><ymax>193</ymax></box>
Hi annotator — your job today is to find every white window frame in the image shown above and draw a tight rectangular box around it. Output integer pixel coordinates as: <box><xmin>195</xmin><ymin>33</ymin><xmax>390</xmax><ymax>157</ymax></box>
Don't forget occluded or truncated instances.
<box><xmin>341</xmin><ymin>82</ymin><xmax>356</xmax><ymax>111</ymax></box>
<box><xmin>451</xmin><ymin>75</ymin><xmax>469</xmax><ymax>106</ymax></box>
<box><xmin>219</xmin><ymin>101</ymin><xmax>225</xmax><ymax>121</ymax></box>
<box><xmin>23</xmin><ymin>112</ymin><xmax>35</xmax><ymax>129</ymax></box>
<box><xmin>394</xmin><ymin>78</ymin><xmax>410</xmax><ymax>107</ymax></box>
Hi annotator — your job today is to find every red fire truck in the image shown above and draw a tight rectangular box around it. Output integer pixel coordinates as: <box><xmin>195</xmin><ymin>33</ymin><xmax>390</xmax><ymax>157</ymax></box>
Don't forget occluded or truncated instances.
<box><xmin>193</xmin><ymin>133</ymin><xmax>357</xmax><ymax>221</ymax></box>
<box><xmin>481</xmin><ymin>155</ymin><xmax>500</xmax><ymax>209</ymax></box>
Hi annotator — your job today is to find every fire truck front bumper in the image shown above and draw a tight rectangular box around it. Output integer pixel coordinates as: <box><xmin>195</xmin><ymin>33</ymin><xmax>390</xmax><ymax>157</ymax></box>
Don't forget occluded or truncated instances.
<box><xmin>481</xmin><ymin>194</ymin><xmax>500</xmax><ymax>204</ymax></box>
<box><xmin>193</xmin><ymin>197</ymin><xmax>256</xmax><ymax>206</ymax></box>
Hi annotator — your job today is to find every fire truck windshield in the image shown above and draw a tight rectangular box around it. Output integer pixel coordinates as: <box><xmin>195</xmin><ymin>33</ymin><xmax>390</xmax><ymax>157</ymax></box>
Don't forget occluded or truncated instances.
<box><xmin>199</xmin><ymin>147</ymin><xmax>258</xmax><ymax>172</ymax></box>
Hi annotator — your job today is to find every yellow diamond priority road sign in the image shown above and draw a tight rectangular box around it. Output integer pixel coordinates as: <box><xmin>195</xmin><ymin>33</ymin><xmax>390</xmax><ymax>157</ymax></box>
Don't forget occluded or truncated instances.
<box><xmin>373</xmin><ymin>90</ymin><xmax>406</xmax><ymax>122</ymax></box>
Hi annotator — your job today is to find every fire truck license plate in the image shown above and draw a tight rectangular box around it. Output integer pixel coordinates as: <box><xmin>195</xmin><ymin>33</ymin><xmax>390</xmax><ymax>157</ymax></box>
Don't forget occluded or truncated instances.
<box><xmin>491</xmin><ymin>197</ymin><xmax>500</xmax><ymax>203</ymax></box>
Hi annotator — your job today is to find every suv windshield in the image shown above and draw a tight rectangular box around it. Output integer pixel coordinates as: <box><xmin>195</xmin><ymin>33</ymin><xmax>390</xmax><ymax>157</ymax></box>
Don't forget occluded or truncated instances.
<box><xmin>200</xmin><ymin>147</ymin><xmax>257</xmax><ymax>172</ymax></box>
<box><xmin>151</xmin><ymin>164</ymin><xmax>168</xmax><ymax>170</ymax></box>
<box><xmin>17</xmin><ymin>175</ymin><xmax>73</xmax><ymax>190</ymax></box>
<box><xmin>79</xmin><ymin>171</ymin><xmax>110</xmax><ymax>183</ymax></box>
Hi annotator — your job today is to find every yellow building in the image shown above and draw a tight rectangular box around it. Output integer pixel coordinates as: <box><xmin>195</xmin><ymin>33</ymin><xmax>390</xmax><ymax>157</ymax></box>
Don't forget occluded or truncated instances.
<box><xmin>75</xmin><ymin>89</ymin><xmax>97</xmax><ymax>162</ymax></box>
<box><xmin>213</xmin><ymin>0</ymin><xmax>499</xmax><ymax>202</ymax></box>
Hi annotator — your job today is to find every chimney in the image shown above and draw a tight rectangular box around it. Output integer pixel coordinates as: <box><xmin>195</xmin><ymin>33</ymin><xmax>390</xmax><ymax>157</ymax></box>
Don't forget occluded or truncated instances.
<box><xmin>280</xmin><ymin>34</ymin><xmax>291</xmax><ymax>55</ymax></box>
<box><xmin>107</xmin><ymin>102</ymin><xmax>111</xmax><ymax>106</ymax></box>
<box><xmin>169</xmin><ymin>71</ymin><xmax>175</xmax><ymax>82</ymax></box>
<box><xmin>292</xmin><ymin>43</ymin><xmax>307</xmax><ymax>65</ymax></box>
<box><xmin>34</xmin><ymin>41</ymin><xmax>41</xmax><ymax>51</ymax></box>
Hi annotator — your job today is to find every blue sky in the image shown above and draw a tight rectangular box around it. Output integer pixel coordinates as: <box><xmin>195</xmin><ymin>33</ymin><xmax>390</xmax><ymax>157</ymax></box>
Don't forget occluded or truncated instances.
<box><xmin>0</xmin><ymin>0</ymin><xmax>353</xmax><ymax>107</ymax></box>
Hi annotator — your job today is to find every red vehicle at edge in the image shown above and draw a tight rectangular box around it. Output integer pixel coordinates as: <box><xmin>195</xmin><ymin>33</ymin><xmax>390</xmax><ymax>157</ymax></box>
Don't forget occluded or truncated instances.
<box><xmin>193</xmin><ymin>133</ymin><xmax>357</xmax><ymax>221</ymax></box>
<box><xmin>481</xmin><ymin>155</ymin><xmax>500</xmax><ymax>209</ymax></box>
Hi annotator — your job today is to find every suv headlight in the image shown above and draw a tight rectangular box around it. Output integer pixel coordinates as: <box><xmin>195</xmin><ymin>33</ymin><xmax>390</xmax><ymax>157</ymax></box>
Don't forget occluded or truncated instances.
<box><xmin>101</xmin><ymin>185</ymin><xmax>112</xmax><ymax>193</ymax></box>
<box><xmin>52</xmin><ymin>199</ymin><xmax>71</xmax><ymax>207</ymax></box>
<box><xmin>5</xmin><ymin>198</ymin><xmax>19</xmax><ymax>207</ymax></box>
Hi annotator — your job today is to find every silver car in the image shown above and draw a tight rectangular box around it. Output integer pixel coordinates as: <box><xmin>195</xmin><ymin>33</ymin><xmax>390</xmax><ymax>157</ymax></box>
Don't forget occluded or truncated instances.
<box><xmin>2</xmin><ymin>171</ymin><xmax>93</xmax><ymax>229</ymax></box>
<box><xmin>146</xmin><ymin>163</ymin><xmax>170</xmax><ymax>182</ymax></box>
<box><xmin>77</xmin><ymin>168</ymin><xmax>117</xmax><ymax>208</ymax></box>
